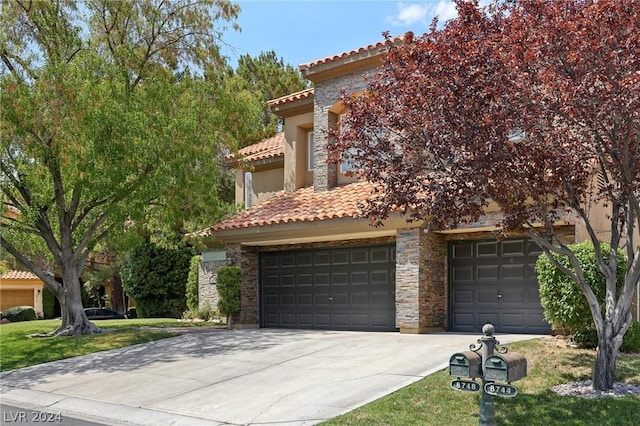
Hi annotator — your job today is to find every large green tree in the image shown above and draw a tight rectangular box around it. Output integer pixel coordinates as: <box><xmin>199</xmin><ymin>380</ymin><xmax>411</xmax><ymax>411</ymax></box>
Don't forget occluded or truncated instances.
<box><xmin>234</xmin><ymin>50</ymin><xmax>308</xmax><ymax>146</ymax></box>
<box><xmin>0</xmin><ymin>0</ymin><xmax>244</xmax><ymax>336</ymax></box>
<box><xmin>332</xmin><ymin>0</ymin><xmax>639</xmax><ymax>391</ymax></box>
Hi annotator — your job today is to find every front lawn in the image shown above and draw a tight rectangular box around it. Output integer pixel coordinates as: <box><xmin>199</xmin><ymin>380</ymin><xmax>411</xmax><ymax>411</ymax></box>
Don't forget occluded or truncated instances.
<box><xmin>0</xmin><ymin>318</ymin><xmax>219</xmax><ymax>372</ymax></box>
<box><xmin>324</xmin><ymin>338</ymin><xmax>640</xmax><ymax>426</ymax></box>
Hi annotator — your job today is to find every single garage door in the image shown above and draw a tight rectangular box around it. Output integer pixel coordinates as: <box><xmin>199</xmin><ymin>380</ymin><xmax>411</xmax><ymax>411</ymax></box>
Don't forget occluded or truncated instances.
<box><xmin>0</xmin><ymin>289</ymin><xmax>33</xmax><ymax>312</ymax></box>
<box><xmin>261</xmin><ymin>245</ymin><xmax>396</xmax><ymax>331</ymax></box>
<box><xmin>450</xmin><ymin>238</ymin><xmax>551</xmax><ymax>334</ymax></box>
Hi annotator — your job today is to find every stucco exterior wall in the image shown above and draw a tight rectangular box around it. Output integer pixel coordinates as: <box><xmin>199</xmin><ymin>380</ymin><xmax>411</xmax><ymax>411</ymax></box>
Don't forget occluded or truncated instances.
<box><xmin>282</xmin><ymin>112</ymin><xmax>313</xmax><ymax>192</ymax></box>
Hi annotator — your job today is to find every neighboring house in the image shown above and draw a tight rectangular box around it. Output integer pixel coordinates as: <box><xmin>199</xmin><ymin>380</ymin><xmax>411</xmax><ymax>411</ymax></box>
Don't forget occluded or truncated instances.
<box><xmin>198</xmin><ymin>39</ymin><xmax>635</xmax><ymax>334</ymax></box>
<box><xmin>0</xmin><ymin>270</ymin><xmax>44</xmax><ymax>316</ymax></box>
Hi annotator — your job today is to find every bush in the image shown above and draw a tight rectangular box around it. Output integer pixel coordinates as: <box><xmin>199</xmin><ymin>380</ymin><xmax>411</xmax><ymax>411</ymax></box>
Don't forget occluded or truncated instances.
<box><xmin>186</xmin><ymin>255</ymin><xmax>201</xmax><ymax>311</ymax></box>
<box><xmin>121</xmin><ymin>239</ymin><xmax>196</xmax><ymax>318</ymax></box>
<box><xmin>127</xmin><ymin>307</ymin><xmax>138</xmax><ymax>319</ymax></box>
<box><xmin>621</xmin><ymin>321</ymin><xmax>640</xmax><ymax>353</ymax></box>
<box><xmin>217</xmin><ymin>266</ymin><xmax>241</xmax><ymax>322</ymax></box>
<box><xmin>182</xmin><ymin>304</ymin><xmax>216</xmax><ymax>321</ymax></box>
<box><xmin>2</xmin><ymin>306</ymin><xmax>38</xmax><ymax>322</ymax></box>
<box><xmin>536</xmin><ymin>242</ymin><xmax>626</xmax><ymax>333</ymax></box>
<box><xmin>42</xmin><ymin>286</ymin><xmax>57</xmax><ymax>319</ymax></box>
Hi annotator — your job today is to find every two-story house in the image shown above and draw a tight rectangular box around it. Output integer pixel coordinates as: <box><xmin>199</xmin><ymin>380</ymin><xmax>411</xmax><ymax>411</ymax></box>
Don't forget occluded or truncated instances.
<box><xmin>197</xmin><ymin>39</ymin><xmax>612</xmax><ymax>335</ymax></box>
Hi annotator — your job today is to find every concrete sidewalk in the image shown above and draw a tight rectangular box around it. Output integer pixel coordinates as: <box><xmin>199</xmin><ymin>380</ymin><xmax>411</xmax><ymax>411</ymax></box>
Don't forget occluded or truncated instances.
<box><xmin>0</xmin><ymin>329</ymin><xmax>540</xmax><ymax>425</ymax></box>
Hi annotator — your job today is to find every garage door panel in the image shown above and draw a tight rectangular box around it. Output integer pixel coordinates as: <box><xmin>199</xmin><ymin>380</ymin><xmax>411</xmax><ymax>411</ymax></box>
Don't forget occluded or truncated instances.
<box><xmin>453</xmin><ymin>243</ymin><xmax>474</xmax><ymax>259</ymax></box>
<box><xmin>351</xmin><ymin>292</ymin><xmax>368</xmax><ymax>305</ymax></box>
<box><xmin>332</xmin><ymin>293</ymin><xmax>349</xmax><ymax>305</ymax></box>
<box><xmin>351</xmin><ymin>272</ymin><xmax>369</xmax><ymax>285</ymax></box>
<box><xmin>350</xmin><ymin>249</ymin><xmax>369</xmax><ymax>264</ymax></box>
<box><xmin>298</xmin><ymin>274</ymin><xmax>313</xmax><ymax>286</ymax></box>
<box><xmin>502</xmin><ymin>240</ymin><xmax>526</xmax><ymax>256</ymax></box>
<box><xmin>314</xmin><ymin>313</ymin><xmax>331</xmax><ymax>327</ymax></box>
<box><xmin>477</xmin><ymin>265</ymin><xmax>498</xmax><ymax>281</ymax></box>
<box><xmin>478</xmin><ymin>313</ymin><xmax>499</xmax><ymax>325</ymax></box>
<box><xmin>331</xmin><ymin>251</ymin><xmax>350</xmax><ymax>265</ymax></box>
<box><xmin>261</xmin><ymin>245</ymin><xmax>396</xmax><ymax>331</ymax></box>
<box><xmin>281</xmin><ymin>254</ymin><xmax>296</xmax><ymax>267</ymax></box>
<box><xmin>314</xmin><ymin>252</ymin><xmax>331</xmax><ymax>266</ymax></box>
<box><xmin>478</xmin><ymin>241</ymin><xmax>498</xmax><ymax>257</ymax></box>
<box><xmin>503</xmin><ymin>265</ymin><xmax>526</xmax><ymax>279</ymax></box>
<box><xmin>503</xmin><ymin>313</ymin><xmax>525</xmax><ymax>326</ymax></box>
<box><xmin>297</xmin><ymin>294</ymin><xmax>313</xmax><ymax>306</ymax></box>
<box><xmin>332</xmin><ymin>272</ymin><xmax>349</xmax><ymax>285</ymax></box>
<box><xmin>477</xmin><ymin>289</ymin><xmax>499</xmax><ymax>304</ymax></box>
<box><xmin>453</xmin><ymin>267</ymin><xmax>473</xmax><ymax>281</ymax></box>
<box><xmin>453</xmin><ymin>289</ymin><xmax>474</xmax><ymax>304</ymax></box>
<box><xmin>371</xmin><ymin>270</ymin><xmax>392</xmax><ymax>284</ymax></box>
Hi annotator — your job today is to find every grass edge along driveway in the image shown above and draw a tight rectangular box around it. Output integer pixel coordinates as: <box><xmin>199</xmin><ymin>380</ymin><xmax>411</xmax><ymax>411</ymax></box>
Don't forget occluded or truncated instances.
<box><xmin>0</xmin><ymin>318</ymin><xmax>222</xmax><ymax>372</ymax></box>
<box><xmin>323</xmin><ymin>338</ymin><xmax>640</xmax><ymax>426</ymax></box>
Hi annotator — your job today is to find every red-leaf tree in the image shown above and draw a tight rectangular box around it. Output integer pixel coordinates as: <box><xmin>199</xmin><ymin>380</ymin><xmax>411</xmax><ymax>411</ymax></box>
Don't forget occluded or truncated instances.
<box><xmin>331</xmin><ymin>0</ymin><xmax>640</xmax><ymax>391</ymax></box>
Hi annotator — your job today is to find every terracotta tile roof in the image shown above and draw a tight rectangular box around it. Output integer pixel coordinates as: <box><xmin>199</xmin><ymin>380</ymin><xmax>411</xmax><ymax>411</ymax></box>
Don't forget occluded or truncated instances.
<box><xmin>267</xmin><ymin>88</ymin><xmax>314</xmax><ymax>108</ymax></box>
<box><xmin>1</xmin><ymin>270</ymin><xmax>40</xmax><ymax>280</ymax></box>
<box><xmin>299</xmin><ymin>35</ymin><xmax>405</xmax><ymax>72</ymax></box>
<box><xmin>228</xmin><ymin>133</ymin><xmax>285</xmax><ymax>163</ymax></box>
<box><xmin>209</xmin><ymin>181</ymin><xmax>376</xmax><ymax>233</ymax></box>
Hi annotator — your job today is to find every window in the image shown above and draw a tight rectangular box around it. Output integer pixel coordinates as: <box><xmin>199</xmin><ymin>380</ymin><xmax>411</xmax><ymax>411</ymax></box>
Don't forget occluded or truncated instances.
<box><xmin>307</xmin><ymin>131</ymin><xmax>314</xmax><ymax>171</ymax></box>
<box><xmin>244</xmin><ymin>171</ymin><xmax>252</xmax><ymax>208</ymax></box>
<box><xmin>340</xmin><ymin>147</ymin><xmax>358</xmax><ymax>174</ymax></box>
<box><xmin>508</xmin><ymin>129</ymin><xmax>526</xmax><ymax>141</ymax></box>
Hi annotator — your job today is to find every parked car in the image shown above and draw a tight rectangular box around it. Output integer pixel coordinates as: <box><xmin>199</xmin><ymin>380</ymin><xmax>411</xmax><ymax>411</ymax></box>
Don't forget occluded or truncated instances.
<box><xmin>84</xmin><ymin>308</ymin><xmax>126</xmax><ymax>320</ymax></box>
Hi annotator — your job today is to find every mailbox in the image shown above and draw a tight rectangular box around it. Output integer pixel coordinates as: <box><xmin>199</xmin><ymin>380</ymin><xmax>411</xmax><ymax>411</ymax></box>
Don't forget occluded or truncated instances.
<box><xmin>484</xmin><ymin>352</ymin><xmax>527</xmax><ymax>383</ymax></box>
<box><xmin>449</xmin><ymin>351</ymin><xmax>482</xmax><ymax>379</ymax></box>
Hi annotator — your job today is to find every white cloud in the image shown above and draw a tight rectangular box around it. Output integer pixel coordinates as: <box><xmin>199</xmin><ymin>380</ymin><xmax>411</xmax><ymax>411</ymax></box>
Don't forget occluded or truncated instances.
<box><xmin>432</xmin><ymin>0</ymin><xmax>458</xmax><ymax>23</ymax></box>
<box><xmin>387</xmin><ymin>3</ymin><xmax>429</xmax><ymax>26</ymax></box>
<box><xmin>387</xmin><ymin>1</ymin><xmax>493</xmax><ymax>29</ymax></box>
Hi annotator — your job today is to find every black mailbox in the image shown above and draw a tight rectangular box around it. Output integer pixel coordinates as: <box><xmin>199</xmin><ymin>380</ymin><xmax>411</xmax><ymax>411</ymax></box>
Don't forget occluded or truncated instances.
<box><xmin>484</xmin><ymin>352</ymin><xmax>527</xmax><ymax>383</ymax></box>
<box><xmin>449</xmin><ymin>351</ymin><xmax>482</xmax><ymax>379</ymax></box>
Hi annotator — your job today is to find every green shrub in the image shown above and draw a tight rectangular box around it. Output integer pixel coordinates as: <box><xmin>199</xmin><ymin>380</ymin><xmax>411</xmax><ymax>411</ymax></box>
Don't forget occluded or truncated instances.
<box><xmin>42</xmin><ymin>286</ymin><xmax>57</xmax><ymax>319</ymax></box>
<box><xmin>182</xmin><ymin>304</ymin><xmax>216</xmax><ymax>321</ymax></box>
<box><xmin>536</xmin><ymin>242</ymin><xmax>626</xmax><ymax>333</ymax></box>
<box><xmin>186</xmin><ymin>255</ymin><xmax>201</xmax><ymax>311</ymax></box>
<box><xmin>127</xmin><ymin>307</ymin><xmax>137</xmax><ymax>319</ymax></box>
<box><xmin>121</xmin><ymin>239</ymin><xmax>195</xmax><ymax>318</ymax></box>
<box><xmin>3</xmin><ymin>306</ymin><xmax>38</xmax><ymax>322</ymax></box>
<box><xmin>621</xmin><ymin>321</ymin><xmax>640</xmax><ymax>353</ymax></box>
<box><xmin>217</xmin><ymin>266</ymin><xmax>241</xmax><ymax>323</ymax></box>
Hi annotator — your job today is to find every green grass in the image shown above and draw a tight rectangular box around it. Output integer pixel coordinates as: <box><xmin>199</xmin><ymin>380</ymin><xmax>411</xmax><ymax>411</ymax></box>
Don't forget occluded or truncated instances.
<box><xmin>323</xmin><ymin>338</ymin><xmax>640</xmax><ymax>426</ymax></box>
<box><xmin>0</xmin><ymin>318</ymin><xmax>219</xmax><ymax>372</ymax></box>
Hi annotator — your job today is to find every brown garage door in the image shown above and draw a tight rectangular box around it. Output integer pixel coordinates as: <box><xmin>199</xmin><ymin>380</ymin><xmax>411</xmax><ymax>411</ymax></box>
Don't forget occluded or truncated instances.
<box><xmin>1</xmin><ymin>289</ymin><xmax>33</xmax><ymax>312</ymax></box>
<box><xmin>261</xmin><ymin>245</ymin><xmax>397</xmax><ymax>331</ymax></box>
<box><xmin>449</xmin><ymin>238</ymin><xmax>551</xmax><ymax>334</ymax></box>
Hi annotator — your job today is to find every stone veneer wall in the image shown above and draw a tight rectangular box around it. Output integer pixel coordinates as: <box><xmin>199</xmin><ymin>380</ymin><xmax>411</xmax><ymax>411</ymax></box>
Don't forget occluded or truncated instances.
<box><xmin>313</xmin><ymin>70</ymin><xmax>372</xmax><ymax>192</ymax></box>
<box><xmin>396</xmin><ymin>228</ymin><xmax>446</xmax><ymax>333</ymax></box>
<box><xmin>198</xmin><ymin>259</ymin><xmax>225</xmax><ymax>312</ymax></box>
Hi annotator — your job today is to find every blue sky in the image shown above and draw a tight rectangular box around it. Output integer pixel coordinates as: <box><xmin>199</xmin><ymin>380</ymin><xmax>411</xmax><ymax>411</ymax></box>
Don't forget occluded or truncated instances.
<box><xmin>221</xmin><ymin>1</ymin><xmax>464</xmax><ymax>69</ymax></box>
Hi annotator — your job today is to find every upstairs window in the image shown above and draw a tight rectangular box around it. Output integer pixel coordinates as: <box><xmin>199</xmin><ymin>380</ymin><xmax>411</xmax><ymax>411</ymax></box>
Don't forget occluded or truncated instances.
<box><xmin>340</xmin><ymin>147</ymin><xmax>358</xmax><ymax>174</ymax></box>
<box><xmin>244</xmin><ymin>171</ymin><xmax>253</xmax><ymax>208</ymax></box>
<box><xmin>307</xmin><ymin>131</ymin><xmax>314</xmax><ymax>171</ymax></box>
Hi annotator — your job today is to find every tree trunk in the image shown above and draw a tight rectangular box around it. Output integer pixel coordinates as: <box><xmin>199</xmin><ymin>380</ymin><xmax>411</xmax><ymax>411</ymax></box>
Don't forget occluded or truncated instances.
<box><xmin>110</xmin><ymin>273</ymin><xmax>125</xmax><ymax>315</ymax></box>
<box><xmin>592</xmin><ymin>322</ymin><xmax>622</xmax><ymax>391</ymax></box>
<box><xmin>54</xmin><ymin>266</ymin><xmax>102</xmax><ymax>337</ymax></box>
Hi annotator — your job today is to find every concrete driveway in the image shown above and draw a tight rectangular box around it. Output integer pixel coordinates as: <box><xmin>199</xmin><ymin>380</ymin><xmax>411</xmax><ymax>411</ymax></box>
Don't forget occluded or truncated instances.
<box><xmin>0</xmin><ymin>329</ymin><xmax>539</xmax><ymax>425</ymax></box>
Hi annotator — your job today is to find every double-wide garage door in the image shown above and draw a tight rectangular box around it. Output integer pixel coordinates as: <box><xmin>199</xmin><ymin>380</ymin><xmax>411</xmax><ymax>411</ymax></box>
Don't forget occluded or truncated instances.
<box><xmin>0</xmin><ymin>289</ymin><xmax>33</xmax><ymax>312</ymax></box>
<box><xmin>261</xmin><ymin>245</ymin><xmax>396</xmax><ymax>331</ymax></box>
<box><xmin>450</xmin><ymin>238</ymin><xmax>551</xmax><ymax>334</ymax></box>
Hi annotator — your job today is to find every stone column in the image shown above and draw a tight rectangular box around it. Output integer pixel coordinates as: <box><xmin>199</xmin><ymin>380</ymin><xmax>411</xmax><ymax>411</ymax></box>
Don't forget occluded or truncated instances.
<box><xmin>395</xmin><ymin>228</ymin><xmax>446</xmax><ymax>333</ymax></box>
